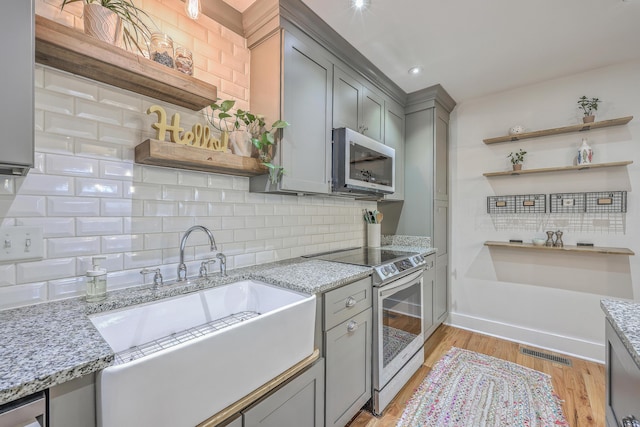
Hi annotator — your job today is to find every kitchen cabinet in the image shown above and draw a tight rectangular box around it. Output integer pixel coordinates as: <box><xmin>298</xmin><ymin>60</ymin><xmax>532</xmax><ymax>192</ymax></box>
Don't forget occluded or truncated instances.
<box><xmin>383</xmin><ymin>99</ymin><xmax>405</xmax><ymax>201</ymax></box>
<box><xmin>322</xmin><ymin>277</ymin><xmax>372</xmax><ymax>427</ymax></box>
<box><xmin>49</xmin><ymin>374</ymin><xmax>96</xmax><ymax>427</ymax></box>
<box><xmin>249</xmin><ymin>28</ymin><xmax>333</xmax><ymax>195</ymax></box>
<box><xmin>243</xmin><ymin>359</ymin><xmax>324</xmax><ymax>427</ymax></box>
<box><xmin>1</xmin><ymin>0</ymin><xmax>34</xmax><ymax>176</ymax></box>
<box><xmin>605</xmin><ymin>319</ymin><xmax>640</xmax><ymax>427</ymax></box>
<box><xmin>422</xmin><ymin>254</ymin><xmax>436</xmax><ymax>339</ymax></box>
<box><xmin>332</xmin><ymin>66</ymin><xmax>385</xmax><ymax>142</ymax></box>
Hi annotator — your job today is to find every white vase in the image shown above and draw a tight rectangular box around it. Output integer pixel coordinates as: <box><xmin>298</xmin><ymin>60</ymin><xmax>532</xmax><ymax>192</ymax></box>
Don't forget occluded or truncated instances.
<box><xmin>577</xmin><ymin>138</ymin><xmax>593</xmax><ymax>165</ymax></box>
<box><xmin>229</xmin><ymin>130</ymin><xmax>253</xmax><ymax>157</ymax></box>
<box><xmin>83</xmin><ymin>3</ymin><xmax>123</xmax><ymax>46</ymax></box>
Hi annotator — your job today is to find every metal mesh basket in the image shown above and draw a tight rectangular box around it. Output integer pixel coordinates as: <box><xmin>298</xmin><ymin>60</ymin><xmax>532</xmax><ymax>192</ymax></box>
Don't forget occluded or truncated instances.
<box><xmin>515</xmin><ymin>194</ymin><xmax>546</xmax><ymax>214</ymax></box>
<box><xmin>487</xmin><ymin>195</ymin><xmax>515</xmax><ymax>214</ymax></box>
<box><xmin>585</xmin><ymin>191</ymin><xmax>627</xmax><ymax>213</ymax></box>
<box><xmin>549</xmin><ymin>193</ymin><xmax>586</xmax><ymax>213</ymax></box>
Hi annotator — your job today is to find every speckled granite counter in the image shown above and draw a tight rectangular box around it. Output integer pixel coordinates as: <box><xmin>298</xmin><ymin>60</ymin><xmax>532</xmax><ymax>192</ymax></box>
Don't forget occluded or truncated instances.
<box><xmin>601</xmin><ymin>299</ymin><xmax>640</xmax><ymax>369</ymax></box>
<box><xmin>0</xmin><ymin>257</ymin><xmax>372</xmax><ymax>405</ymax></box>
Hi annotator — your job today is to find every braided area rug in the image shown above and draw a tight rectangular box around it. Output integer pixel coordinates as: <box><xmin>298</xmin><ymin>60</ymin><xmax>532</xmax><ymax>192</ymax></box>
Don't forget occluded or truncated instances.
<box><xmin>396</xmin><ymin>347</ymin><xmax>569</xmax><ymax>427</ymax></box>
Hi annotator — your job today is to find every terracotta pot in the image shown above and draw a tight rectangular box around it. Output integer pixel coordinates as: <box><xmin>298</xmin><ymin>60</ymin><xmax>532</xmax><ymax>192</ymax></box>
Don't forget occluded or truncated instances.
<box><xmin>583</xmin><ymin>115</ymin><xmax>595</xmax><ymax>123</ymax></box>
<box><xmin>512</xmin><ymin>164</ymin><xmax>522</xmax><ymax>171</ymax></box>
<box><xmin>83</xmin><ymin>3</ymin><xmax>123</xmax><ymax>46</ymax></box>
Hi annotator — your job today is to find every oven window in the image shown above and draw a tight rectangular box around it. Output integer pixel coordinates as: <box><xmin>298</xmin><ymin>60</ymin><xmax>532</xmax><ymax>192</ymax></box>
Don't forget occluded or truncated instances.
<box><xmin>382</xmin><ymin>280</ymin><xmax>422</xmax><ymax>367</ymax></box>
<box><xmin>349</xmin><ymin>142</ymin><xmax>393</xmax><ymax>186</ymax></box>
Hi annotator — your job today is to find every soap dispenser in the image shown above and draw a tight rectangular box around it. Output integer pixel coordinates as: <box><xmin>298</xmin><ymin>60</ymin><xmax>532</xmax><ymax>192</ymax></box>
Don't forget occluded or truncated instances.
<box><xmin>86</xmin><ymin>256</ymin><xmax>107</xmax><ymax>302</ymax></box>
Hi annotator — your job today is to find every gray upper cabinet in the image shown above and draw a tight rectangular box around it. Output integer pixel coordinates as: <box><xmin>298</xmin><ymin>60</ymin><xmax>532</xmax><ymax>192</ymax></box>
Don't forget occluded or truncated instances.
<box><xmin>383</xmin><ymin>99</ymin><xmax>405</xmax><ymax>201</ymax></box>
<box><xmin>250</xmin><ymin>29</ymin><xmax>333</xmax><ymax>195</ymax></box>
<box><xmin>0</xmin><ymin>0</ymin><xmax>34</xmax><ymax>176</ymax></box>
<box><xmin>434</xmin><ymin>107</ymin><xmax>449</xmax><ymax>201</ymax></box>
<box><xmin>332</xmin><ymin>65</ymin><xmax>384</xmax><ymax>142</ymax></box>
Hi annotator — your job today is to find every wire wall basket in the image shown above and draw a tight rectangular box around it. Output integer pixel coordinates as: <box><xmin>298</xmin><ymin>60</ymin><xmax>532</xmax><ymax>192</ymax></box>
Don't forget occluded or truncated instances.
<box><xmin>487</xmin><ymin>195</ymin><xmax>516</xmax><ymax>214</ymax></box>
<box><xmin>549</xmin><ymin>193</ymin><xmax>586</xmax><ymax>213</ymax></box>
<box><xmin>515</xmin><ymin>194</ymin><xmax>546</xmax><ymax>214</ymax></box>
<box><xmin>585</xmin><ymin>191</ymin><xmax>627</xmax><ymax>213</ymax></box>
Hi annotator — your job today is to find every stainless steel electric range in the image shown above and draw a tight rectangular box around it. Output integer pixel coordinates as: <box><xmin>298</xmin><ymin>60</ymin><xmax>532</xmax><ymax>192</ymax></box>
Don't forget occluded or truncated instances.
<box><xmin>305</xmin><ymin>247</ymin><xmax>427</xmax><ymax>415</ymax></box>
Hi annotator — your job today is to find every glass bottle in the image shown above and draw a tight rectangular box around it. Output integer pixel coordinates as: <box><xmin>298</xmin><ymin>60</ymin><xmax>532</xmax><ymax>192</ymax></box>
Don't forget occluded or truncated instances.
<box><xmin>150</xmin><ymin>32</ymin><xmax>174</xmax><ymax>68</ymax></box>
<box><xmin>175</xmin><ymin>46</ymin><xmax>193</xmax><ymax>75</ymax></box>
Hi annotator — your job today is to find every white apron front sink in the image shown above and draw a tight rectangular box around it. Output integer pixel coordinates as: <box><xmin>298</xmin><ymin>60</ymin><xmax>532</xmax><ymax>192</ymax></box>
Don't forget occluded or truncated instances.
<box><xmin>89</xmin><ymin>280</ymin><xmax>316</xmax><ymax>427</ymax></box>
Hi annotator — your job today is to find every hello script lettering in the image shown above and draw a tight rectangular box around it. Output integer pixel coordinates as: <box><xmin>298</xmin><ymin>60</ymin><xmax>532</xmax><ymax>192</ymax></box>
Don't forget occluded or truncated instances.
<box><xmin>147</xmin><ymin>105</ymin><xmax>227</xmax><ymax>152</ymax></box>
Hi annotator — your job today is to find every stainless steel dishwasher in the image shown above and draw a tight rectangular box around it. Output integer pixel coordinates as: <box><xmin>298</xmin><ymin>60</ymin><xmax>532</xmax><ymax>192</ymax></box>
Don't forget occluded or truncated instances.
<box><xmin>0</xmin><ymin>392</ymin><xmax>46</xmax><ymax>427</ymax></box>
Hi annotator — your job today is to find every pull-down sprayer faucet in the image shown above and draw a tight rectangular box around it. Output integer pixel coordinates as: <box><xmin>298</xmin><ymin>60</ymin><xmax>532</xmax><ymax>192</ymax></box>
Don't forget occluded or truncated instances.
<box><xmin>177</xmin><ymin>225</ymin><xmax>217</xmax><ymax>282</ymax></box>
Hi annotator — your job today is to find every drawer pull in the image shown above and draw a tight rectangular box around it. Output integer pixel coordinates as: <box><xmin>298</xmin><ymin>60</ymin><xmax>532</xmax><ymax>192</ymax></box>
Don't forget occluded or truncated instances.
<box><xmin>623</xmin><ymin>416</ymin><xmax>640</xmax><ymax>427</ymax></box>
<box><xmin>345</xmin><ymin>296</ymin><xmax>357</xmax><ymax>308</ymax></box>
<box><xmin>347</xmin><ymin>320</ymin><xmax>358</xmax><ymax>332</ymax></box>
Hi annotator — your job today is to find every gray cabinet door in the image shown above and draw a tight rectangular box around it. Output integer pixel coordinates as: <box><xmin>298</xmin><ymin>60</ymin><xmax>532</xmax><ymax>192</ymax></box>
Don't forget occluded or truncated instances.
<box><xmin>280</xmin><ymin>32</ymin><xmax>333</xmax><ymax>194</ymax></box>
<box><xmin>422</xmin><ymin>256</ymin><xmax>435</xmax><ymax>339</ymax></box>
<box><xmin>333</xmin><ymin>66</ymin><xmax>361</xmax><ymax>131</ymax></box>
<box><xmin>434</xmin><ymin>257</ymin><xmax>448</xmax><ymax>323</ymax></box>
<box><xmin>434</xmin><ymin>106</ymin><xmax>449</xmax><ymax>201</ymax></box>
<box><xmin>383</xmin><ymin>99</ymin><xmax>405</xmax><ymax>201</ymax></box>
<box><xmin>362</xmin><ymin>87</ymin><xmax>384</xmax><ymax>142</ymax></box>
<box><xmin>325</xmin><ymin>308</ymin><xmax>372</xmax><ymax>427</ymax></box>
<box><xmin>1</xmin><ymin>0</ymin><xmax>34</xmax><ymax>173</ymax></box>
<box><xmin>243</xmin><ymin>359</ymin><xmax>325</xmax><ymax>427</ymax></box>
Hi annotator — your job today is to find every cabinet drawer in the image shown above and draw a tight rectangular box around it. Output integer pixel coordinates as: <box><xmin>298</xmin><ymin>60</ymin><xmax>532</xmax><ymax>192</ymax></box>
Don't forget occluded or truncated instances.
<box><xmin>606</xmin><ymin>320</ymin><xmax>640</xmax><ymax>426</ymax></box>
<box><xmin>323</xmin><ymin>277</ymin><xmax>372</xmax><ymax>330</ymax></box>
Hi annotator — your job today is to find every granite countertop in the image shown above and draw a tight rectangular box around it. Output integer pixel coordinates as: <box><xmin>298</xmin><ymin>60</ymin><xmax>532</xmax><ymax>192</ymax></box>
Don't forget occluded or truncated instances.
<box><xmin>601</xmin><ymin>299</ymin><xmax>640</xmax><ymax>369</ymax></box>
<box><xmin>0</xmin><ymin>243</ymin><xmax>430</xmax><ymax>405</ymax></box>
<box><xmin>0</xmin><ymin>257</ymin><xmax>372</xmax><ymax>405</ymax></box>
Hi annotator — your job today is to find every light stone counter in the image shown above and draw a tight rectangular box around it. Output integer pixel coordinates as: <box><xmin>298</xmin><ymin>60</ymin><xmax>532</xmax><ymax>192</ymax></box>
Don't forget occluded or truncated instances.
<box><xmin>601</xmin><ymin>299</ymin><xmax>640</xmax><ymax>369</ymax></box>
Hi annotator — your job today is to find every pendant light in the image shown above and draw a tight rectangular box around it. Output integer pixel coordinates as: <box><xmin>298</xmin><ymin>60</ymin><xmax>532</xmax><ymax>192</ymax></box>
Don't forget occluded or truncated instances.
<box><xmin>185</xmin><ymin>0</ymin><xmax>201</xmax><ymax>20</ymax></box>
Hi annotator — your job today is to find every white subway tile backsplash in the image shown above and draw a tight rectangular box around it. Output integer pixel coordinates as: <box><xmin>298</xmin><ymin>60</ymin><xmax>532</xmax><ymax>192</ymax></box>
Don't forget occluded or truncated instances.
<box><xmin>124</xmin><ymin>217</ymin><xmax>163</xmax><ymax>234</ymax></box>
<box><xmin>47</xmin><ymin>277</ymin><xmax>85</xmax><ymax>300</ymax></box>
<box><xmin>45</xmin><ymin>112</ymin><xmax>98</xmax><ymax>139</ymax></box>
<box><xmin>234</xmin><ymin>253</ymin><xmax>256</xmax><ymax>268</ymax></box>
<box><xmin>179</xmin><ymin>202</ymin><xmax>207</xmax><ymax>217</ymax></box>
<box><xmin>100</xmin><ymin>160</ymin><xmax>133</xmax><ymax>179</ymax></box>
<box><xmin>220</xmin><ymin>190</ymin><xmax>244</xmax><ymax>203</ymax></box>
<box><xmin>16</xmin><ymin>217</ymin><xmax>75</xmax><ymax>238</ymax></box>
<box><xmin>75</xmin><ymin>178</ymin><xmax>123</xmax><ymax>198</ymax></box>
<box><xmin>101</xmin><ymin>199</ymin><xmax>143</xmax><ymax>216</ymax></box>
<box><xmin>126</xmin><ymin>182</ymin><xmax>162</xmax><ymax>200</ymax></box>
<box><xmin>35</xmin><ymin>67</ymin><xmax>44</xmax><ymax>88</ymax></box>
<box><xmin>163</xmin><ymin>185</ymin><xmax>194</xmax><ymax>201</ymax></box>
<box><xmin>98</xmin><ymin>87</ymin><xmax>143</xmax><ymax>112</ymax></box>
<box><xmin>233</xmin><ymin>204</ymin><xmax>255</xmax><ymax>216</ymax></box>
<box><xmin>77</xmin><ymin>217</ymin><xmax>123</xmax><ymax>236</ymax></box>
<box><xmin>34</xmin><ymin>110</ymin><xmax>44</xmax><ymax>132</ymax></box>
<box><xmin>46</xmin><ymin>153</ymin><xmax>99</xmax><ymax>177</ymax></box>
<box><xmin>76</xmin><ymin>99</ymin><xmax>122</xmax><ymax>125</ymax></box>
<box><xmin>102</xmin><ymin>234</ymin><xmax>143</xmax><ymax>253</ymax></box>
<box><xmin>194</xmin><ymin>188</ymin><xmax>221</xmax><ymax>203</ymax></box>
<box><xmin>144</xmin><ymin>233</ymin><xmax>180</xmax><ymax>250</ymax></box>
<box><xmin>162</xmin><ymin>217</ymin><xmax>194</xmax><ymax>232</ymax></box>
<box><xmin>208</xmin><ymin>203</ymin><xmax>234</xmax><ymax>216</ymax></box>
<box><xmin>234</xmin><ymin>228</ymin><xmax>256</xmax><ymax>242</ymax></box>
<box><xmin>124</xmin><ymin>250</ymin><xmax>163</xmax><ymax>270</ymax></box>
<box><xmin>255</xmin><ymin>251</ymin><xmax>275</xmax><ymax>265</ymax></box>
<box><xmin>0</xmin><ymin>283</ymin><xmax>47</xmax><ymax>310</ymax></box>
<box><xmin>143</xmin><ymin>166</ymin><xmax>178</xmax><ymax>185</ymax></box>
<box><xmin>47</xmin><ymin>236</ymin><xmax>100</xmax><ymax>258</ymax></box>
<box><xmin>48</xmin><ymin>197</ymin><xmax>100</xmax><ymax>216</ymax></box>
<box><xmin>8</xmin><ymin>196</ymin><xmax>47</xmax><ymax>217</ymax></box>
<box><xmin>178</xmin><ymin>171</ymin><xmax>208</xmax><ymax>188</ymax></box>
<box><xmin>0</xmin><ymin>179</ymin><xmax>14</xmax><ymax>196</ymax></box>
<box><xmin>36</xmin><ymin>88</ymin><xmax>74</xmax><ymax>115</ymax></box>
<box><xmin>75</xmin><ymin>254</ymin><xmax>124</xmax><ymax>276</ymax></box>
<box><xmin>221</xmin><ymin>216</ymin><xmax>245</xmax><ymax>230</ymax></box>
<box><xmin>17</xmin><ymin>258</ymin><xmax>76</xmax><ymax>283</ymax></box>
<box><xmin>208</xmin><ymin>174</ymin><xmax>234</xmax><ymax>189</ymax></box>
<box><xmin>35</xmin><ymin>132</ymin><xmax>74</xmax><ymax>154</ymax></box>
<box><xmin>18</xmin><ymin>175</ymin><xmax>73</xmax><ymax>196</ymax></box>
<box><xmin>0</xmin><ymin>265</ymin><xmax>16</xmax><ymax>286</ymax></box>
<box><xmin>98</xmin><ymin>123</ymin><xmax>141</xmax><ymax>145</ymax></box>
<box><xmin>144</xmin><ymin>201</ymin><xmax>178</xmax><ymax>216</ymax></box>
<box><xmin>75</xmin><ymin>139</ymin><xmax>122</xmax><ymax>160</ymax></box>
<box><xmin>265</xmin><ymin>216</ymin><xmax>284</xmax><ymax>227</ymax></box>
<box><xmin>44</xmin><ymin>69</ymin><xmax>98</xmax><ymax>101</ymax></box>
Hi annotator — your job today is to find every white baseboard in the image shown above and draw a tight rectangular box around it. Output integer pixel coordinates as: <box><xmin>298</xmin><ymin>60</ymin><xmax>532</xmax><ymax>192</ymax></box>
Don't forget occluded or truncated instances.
<box><xmin>447</xmin><ymin>312</ymin><xmax>605</xmax><ymax>364</ymax></box>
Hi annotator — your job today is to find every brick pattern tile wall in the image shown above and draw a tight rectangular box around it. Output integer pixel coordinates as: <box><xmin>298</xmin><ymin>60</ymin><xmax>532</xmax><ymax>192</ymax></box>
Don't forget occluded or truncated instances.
<box><xmin>0</xmin><ymin>2</ymin><xmax>375</xmax><ymax>310</ymax></box>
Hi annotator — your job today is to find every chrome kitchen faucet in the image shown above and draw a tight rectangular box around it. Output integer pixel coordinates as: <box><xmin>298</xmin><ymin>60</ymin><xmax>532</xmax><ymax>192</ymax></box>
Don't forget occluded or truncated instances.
<box><xmin>177</xmin><ymin>225</ymin><xmax>217</xmax><ymax>282</ymax></box>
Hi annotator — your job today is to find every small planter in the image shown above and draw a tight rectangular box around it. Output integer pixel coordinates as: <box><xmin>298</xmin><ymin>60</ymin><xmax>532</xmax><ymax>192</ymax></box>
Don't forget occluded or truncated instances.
<box><xmin>83</xmin><ymin>3</ymin><xmax>123</xmax><ymax>46</ymax></box>
<box><xmin>583</xmin><ymin>115</ymin><xmax>595</xmax><ymax>123</ymax></box>
<box><xmin>512</xmin><ymin>164</ymin><xmax>522</xmax><ymax>171</ymax></box>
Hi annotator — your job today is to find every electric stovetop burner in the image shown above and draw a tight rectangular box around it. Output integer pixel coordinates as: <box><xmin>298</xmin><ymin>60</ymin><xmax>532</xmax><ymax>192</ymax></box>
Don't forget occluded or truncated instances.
<box><xmin>303</xmin><ymin>247</ymin><xmax>417</xmax><ymax>267</ymax></box>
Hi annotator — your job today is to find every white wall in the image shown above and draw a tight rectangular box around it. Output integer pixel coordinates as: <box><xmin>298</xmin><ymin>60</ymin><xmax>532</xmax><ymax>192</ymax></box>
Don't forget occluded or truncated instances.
<box><xmin>449</xmin><ymin>60</ymin><xmax>640</xmax><ymax>362</ymax></box>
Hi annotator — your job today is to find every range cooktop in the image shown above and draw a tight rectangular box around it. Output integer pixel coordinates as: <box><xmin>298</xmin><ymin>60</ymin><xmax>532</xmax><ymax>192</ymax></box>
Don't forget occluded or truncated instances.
<box><xmin>303</xmin><ymin>247</ymin><xmax>427</xmax><ymax>284</ymax></box>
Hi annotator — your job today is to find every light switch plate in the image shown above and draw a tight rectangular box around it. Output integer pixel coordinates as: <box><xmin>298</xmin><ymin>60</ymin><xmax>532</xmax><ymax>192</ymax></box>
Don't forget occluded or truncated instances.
<box><xmin>0</xmin><ymin>226</ymin><xmax>44</xmax><ymax>263</ymax></box>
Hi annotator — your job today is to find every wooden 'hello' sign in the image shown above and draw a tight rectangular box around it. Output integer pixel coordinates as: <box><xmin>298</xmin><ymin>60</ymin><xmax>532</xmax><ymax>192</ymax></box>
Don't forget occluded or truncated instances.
<box><xmin>147</xmin><ymin>105</ymin><xmax>227</xmax><ymax>152</ymax></box>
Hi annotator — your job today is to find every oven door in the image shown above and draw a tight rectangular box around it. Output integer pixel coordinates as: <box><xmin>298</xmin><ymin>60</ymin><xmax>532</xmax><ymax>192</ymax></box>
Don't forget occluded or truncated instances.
<box><xmin>373</xmin><ymin>269</ymin><xmax>424</xmax><ymax>390</ymax></box>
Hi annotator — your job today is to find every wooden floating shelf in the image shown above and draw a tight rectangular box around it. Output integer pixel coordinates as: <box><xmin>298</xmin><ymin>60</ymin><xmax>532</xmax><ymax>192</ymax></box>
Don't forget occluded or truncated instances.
<box><xmin>135</xmin><ymin>139</ymin><xmax>267</xmax><ymax>177</ymax></box>
<box><xmin>35</xmin><ymin>15</ymin><xmax>217</xmax><ymax>111</ymax></box>
<box><xmin>485</xmin><ymin>241</ymin><xmax>634</xmax><ymax>256</ymax></box>
<box><xmin>483</xmin><ymin>160</ymin><xmax>633</xmax><ymax>177</ymax></box>
<box><xmin>483</xmin><ymin>116</ymin><xmax>633</xmax><ymax>144</ymax></box>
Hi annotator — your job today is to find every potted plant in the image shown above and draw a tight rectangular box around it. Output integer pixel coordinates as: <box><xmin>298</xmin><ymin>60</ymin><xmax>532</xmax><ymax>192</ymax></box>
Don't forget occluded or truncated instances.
<box><xmin>577</xmin><ymin>96</ymin><xmax>601</xmax><ymax>123</ymax></box>
<box><xmin>61</xmin><ymin>0</ymin><xmax>154</xmax><ymax>54</ymax></box>
<box><xmin>507</xmin><ymin>148</ymin><xmax>527</xmax><ymax>171</ymax></box>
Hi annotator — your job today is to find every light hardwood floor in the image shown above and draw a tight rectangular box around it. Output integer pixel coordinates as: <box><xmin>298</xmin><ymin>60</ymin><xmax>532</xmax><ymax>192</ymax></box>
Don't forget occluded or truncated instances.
<box><xmin>347</xmin><ymin>324</ymin><xmax>606</xmax><ymax>427</ymax></box>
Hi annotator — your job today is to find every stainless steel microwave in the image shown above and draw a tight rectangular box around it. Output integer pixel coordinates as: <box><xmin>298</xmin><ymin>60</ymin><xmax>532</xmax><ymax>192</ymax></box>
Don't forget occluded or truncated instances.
<box><xmin>332</xmin><ymin>128</ymin><xmax>395</xmax><ymax>196</ymax></box>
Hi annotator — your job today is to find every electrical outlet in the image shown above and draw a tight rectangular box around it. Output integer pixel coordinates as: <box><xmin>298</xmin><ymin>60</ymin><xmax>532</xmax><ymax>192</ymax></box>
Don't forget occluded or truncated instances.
<box><xmin>0</xmin><ymin>226</ymin><xmax>44</xmax><ymax>263</ymax></box>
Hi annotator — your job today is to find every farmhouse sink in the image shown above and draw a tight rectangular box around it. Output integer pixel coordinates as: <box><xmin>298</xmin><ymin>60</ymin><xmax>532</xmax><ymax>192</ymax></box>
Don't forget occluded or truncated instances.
<box><xmin>89</xmin><ymin>280</ymin><xmax>316</xmax><ymax>427</ymax></box>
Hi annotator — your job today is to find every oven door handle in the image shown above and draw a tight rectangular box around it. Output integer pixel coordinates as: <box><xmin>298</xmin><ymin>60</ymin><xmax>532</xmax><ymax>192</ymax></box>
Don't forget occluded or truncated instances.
<box><xmin>378</xmin><ymin>270</ymin><xmax>423</xmax><ymax>298</ymax></box>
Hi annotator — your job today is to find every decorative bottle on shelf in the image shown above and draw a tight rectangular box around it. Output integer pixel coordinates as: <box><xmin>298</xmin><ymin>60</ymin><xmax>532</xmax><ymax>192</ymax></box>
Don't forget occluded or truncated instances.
<box><xmin>577</xmin><ymin>138</ymin><xmax>593</xmax><ymax>165</ymax></box>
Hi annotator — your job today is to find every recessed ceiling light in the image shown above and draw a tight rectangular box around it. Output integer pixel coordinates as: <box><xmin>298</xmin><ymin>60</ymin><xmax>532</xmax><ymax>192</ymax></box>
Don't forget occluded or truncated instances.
<box><xmin>351</xmin><ymin>0</ymin><xmax>370</xmax><ymax>9</ymax></box>
<box><xmin>408</xmin><ymin>66</ymin><xmax>422</xmax><ymax>75</ymax></box>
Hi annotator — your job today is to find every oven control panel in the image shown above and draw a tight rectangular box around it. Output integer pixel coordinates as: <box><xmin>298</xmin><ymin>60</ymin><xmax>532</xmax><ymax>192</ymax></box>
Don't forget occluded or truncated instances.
<box><xmin>374</xmin><ymin>254</ymin><xmax>427</xmax><ymax>281</ymax></box>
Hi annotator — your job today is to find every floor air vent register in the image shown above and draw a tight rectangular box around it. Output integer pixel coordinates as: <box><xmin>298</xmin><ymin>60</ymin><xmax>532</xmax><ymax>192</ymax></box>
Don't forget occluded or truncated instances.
<box><xmin>520</xmin><ymin>347</ymin><xmax>572</xmax><ymax>366</ymax></box>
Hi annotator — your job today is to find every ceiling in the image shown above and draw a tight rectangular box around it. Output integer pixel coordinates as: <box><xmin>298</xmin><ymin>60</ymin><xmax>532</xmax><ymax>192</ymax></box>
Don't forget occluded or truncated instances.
<box><xmin>223</xmin><ymin>0</ymin><xmax>640</xmax><ymax>103</ymax></box>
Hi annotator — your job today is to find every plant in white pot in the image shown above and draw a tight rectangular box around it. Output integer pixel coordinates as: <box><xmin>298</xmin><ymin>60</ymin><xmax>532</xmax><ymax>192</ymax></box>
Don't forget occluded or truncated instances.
<box><xmin>577</xmin><ymin>96</ymin><xmax>601</xmax><ymax>123</ymax></box>
<box><xmin>507</xmin><ymin>148</ymin><xmax>527</xmax><ymax>171</ymax></box>
<box><xmin>61</xmin><ymin>0</ymin><xmax>154</xmax><ymax>54</ymax></box>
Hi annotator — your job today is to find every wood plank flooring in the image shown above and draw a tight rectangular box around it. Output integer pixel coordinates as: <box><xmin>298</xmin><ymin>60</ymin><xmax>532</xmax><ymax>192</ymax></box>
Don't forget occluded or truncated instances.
<box><xmin>347</xmin><ymin>325</ymin><xmax>606</xmax><ymax>427</ymax></box>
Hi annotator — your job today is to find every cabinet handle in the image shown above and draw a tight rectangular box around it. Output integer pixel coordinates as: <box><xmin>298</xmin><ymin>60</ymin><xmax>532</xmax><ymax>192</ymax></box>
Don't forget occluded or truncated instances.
<box><xmin>623</xmin><ymin>416</ymin><xmax>640</xmax><ymax>427</ymax></box>
<box><xmin>345</xmin><ymin>296</ymin><xmax>357</xmax><ymax>308</ymax></box>
<box><xmin>347</xmin><ymin>320</ymin><xmax>358</xmax><ymax>332</ymax></box>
